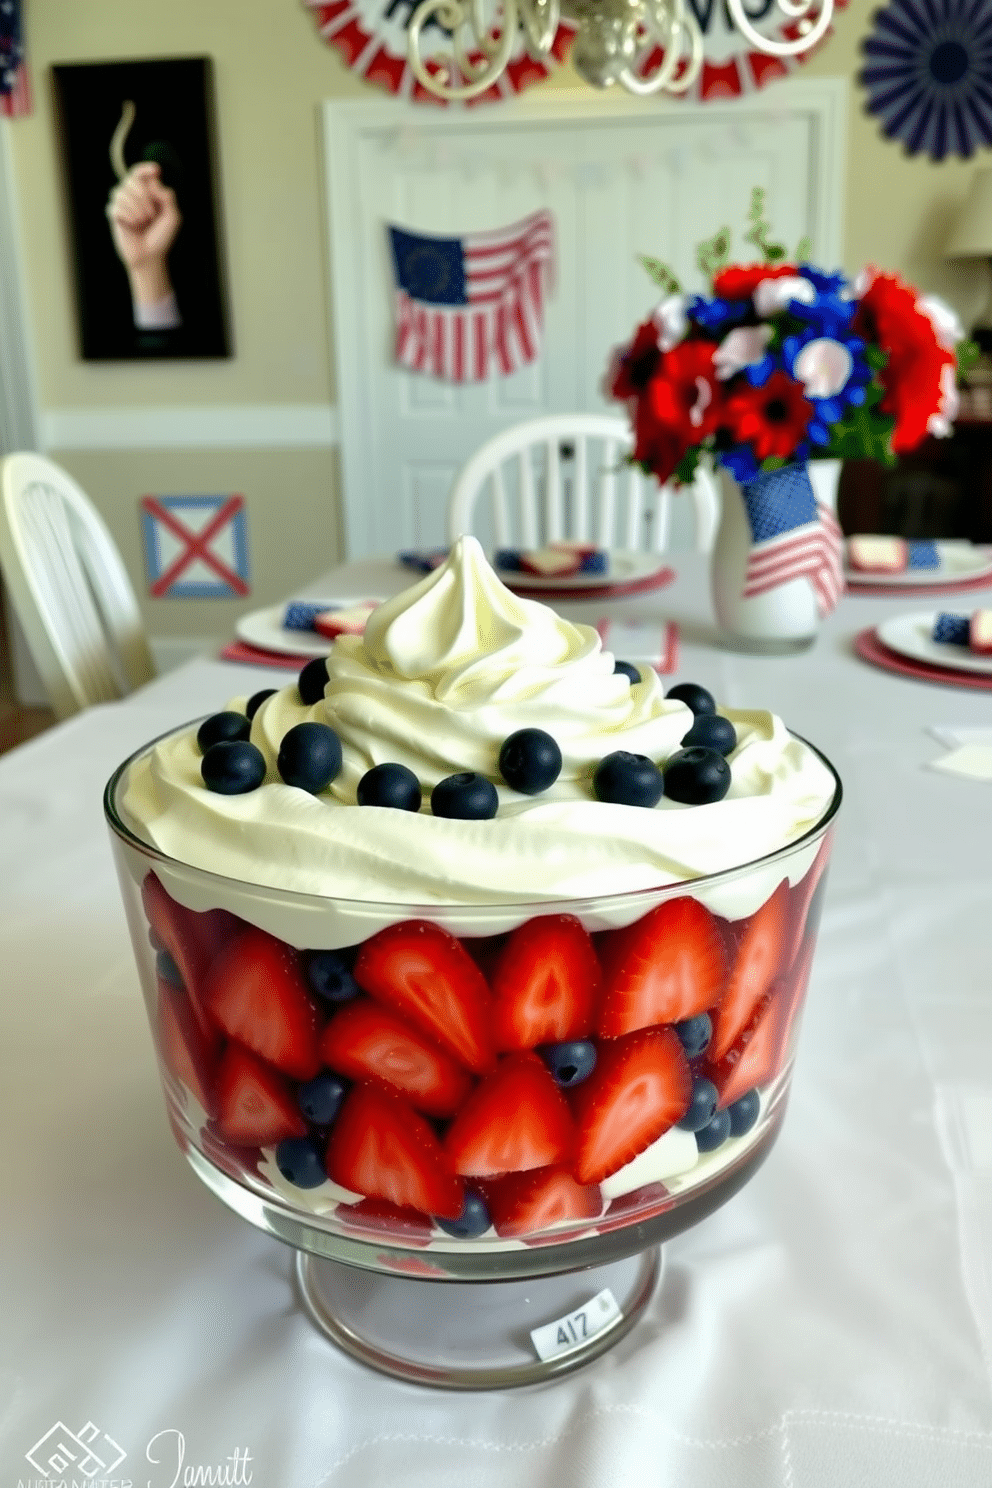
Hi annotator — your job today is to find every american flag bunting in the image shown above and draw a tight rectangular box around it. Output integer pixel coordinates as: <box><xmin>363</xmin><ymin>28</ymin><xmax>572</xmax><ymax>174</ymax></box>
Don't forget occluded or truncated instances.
<box><xmin>740</xmin><ymin>464</ymin><xmax>844</xmax><ymax>618</ymax></box>
<box><xmin>388</xmin><ymin>210</ymin><xmax>555</xmax><ymax>382</ymax></box>
<box><xmin>0</xmin><ymin>1</ymin><xmax>29</xmax><ymax>118</ymax></box>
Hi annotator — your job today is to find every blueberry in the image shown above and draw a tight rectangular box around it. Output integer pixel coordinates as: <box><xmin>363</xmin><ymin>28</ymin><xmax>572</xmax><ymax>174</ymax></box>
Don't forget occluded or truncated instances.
<box><xmin>357</xmin><ymin>762</ymin><xmax>422</xmax><ymax>811</ymax></box>
<box><xmin>297</xmin><ymin>1071</ymin><xmax>349</xmax><ymax>1126</ymax></box>
<box><xmin>155</xmin><ymin>949</ymin><xmax>183</xmax><ymax>989</ymax></box>
<box><xmin>431</xmin><ymin>772</ymin><xmax>499</xmax><ymax>820</ymax></box>
<box><xmin>494</xmin><ymin>548</ymin><xmax>522</xmax><ymax>572</ymax></box>
<box><xmin>676</xmin><ymin>1076</ymin><xmax>719</xmax><ymax>1132</ymax></box>
<box><xmin>277</xmin><ymin>722</ymin><xmax>343</xmax><ymax>793</ymax></box>
<box><xmin>196</xmin><ymin>710</ymin><xmax>250</xmax><ymax>752</ymax></box>
<box><xmin>663</xmin><ymin>747</ymin><xmax>731</xmax><ymax>805</ymax></box>
<box><xmin>275</xmin><ymin>1136</ymin><xmax>327</xmax><ymax>1189</ymax></box>
<box><xmin>681</xmin><ymin>713</ymin><xmax>737</xmax><ymax>757</ymax></box>
<box><xmin>498</xmin><ymin>728</ymin><xmax>562</xmax><ymax>795</ymax></box>
<box><xmin>613</xmin><ymin>660</ymin><xmax>641</xmax><ymax>684</ymax></box>
<box><xmin>727</xmin><ymin>1088</ymin><xmax>761</xmax><ymax>1137</ymax></box>
<box><xmin>434</xmin><ymin>1189</ymin><xmax>492</xmax><ymax>1238</ymax></box>
<box><xmin>695</xmin><ymin>1107</ymin><xmax>732</xmax><ymax>1153</ymax></box>
<box><xmin>538</xmin><ymin>1039</ymin><xmax>597</xmax><ymax>1088</ymax></box>
<box><xmin>298</xmin><ymin>656</ymin><xmax>329</xmax><ymax>706</ymax></box>
<box><xmin>200</xmin><ymin>740</ymin><xmax>267</xmax><ymax>795</ymax></box>
<box><xmin>674</xmin><ymin>1012</ymin><xmax>712</xmax><ymax>1059</ymax></box>
<box><xmin>302</xmin><ymin>950</ymin><xmax>360</xmax><ymax>1004</ymax></box>
<box><xmin>593</xmin><ymin>751</ymin><xmax>664</xmax><ymax>808</ymax></box>
<box><xmin>666</xmin><ymin>681</ymin><xmax>716</xmax><ymax>716</ymax></box>
<box><xmin>246</xmin><ymin>687</ymin><xmax>276</xmax><ymax>720</ymax></box>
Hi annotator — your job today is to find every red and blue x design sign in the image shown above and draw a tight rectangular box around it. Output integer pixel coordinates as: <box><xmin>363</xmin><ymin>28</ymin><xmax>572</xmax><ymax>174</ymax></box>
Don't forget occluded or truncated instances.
<box><xmin>140</xmin><ymin>494</ymin><xmax>250</xmax><ymax>599</ymax></box>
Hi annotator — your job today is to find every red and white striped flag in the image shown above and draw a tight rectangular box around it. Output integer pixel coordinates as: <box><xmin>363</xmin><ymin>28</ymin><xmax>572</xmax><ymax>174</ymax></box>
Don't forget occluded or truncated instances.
<box><xmin>388</xmin><ymin>210</ymin><xmax>555</xmax><ymax>383</ymax></box>
<box><xmin>740</xmin><ymin>466</ymin><xmax>844</xmax><ymax>618</ymax></box>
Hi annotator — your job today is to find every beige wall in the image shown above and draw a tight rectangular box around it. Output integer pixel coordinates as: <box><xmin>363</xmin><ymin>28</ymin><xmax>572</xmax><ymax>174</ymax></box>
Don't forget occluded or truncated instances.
<box><xmin>5</xmin><ymin>0</ymin><xmax>992</xmax><ymax>641</ymax></box>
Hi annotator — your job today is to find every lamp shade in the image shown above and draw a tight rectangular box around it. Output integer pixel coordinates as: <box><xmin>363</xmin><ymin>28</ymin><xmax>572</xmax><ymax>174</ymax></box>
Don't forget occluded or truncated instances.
<box><xmin>947</xmin><ymin>168</ymin><xmax>992</xmax><ymax>257</ymax></box>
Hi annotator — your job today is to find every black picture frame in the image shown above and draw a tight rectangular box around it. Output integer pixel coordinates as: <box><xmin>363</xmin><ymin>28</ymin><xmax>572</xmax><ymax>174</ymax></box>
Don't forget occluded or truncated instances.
<box><xmin>52</xmin><ymin>56</ymin><xmax>232</xmax><ymax>362</ymax></box>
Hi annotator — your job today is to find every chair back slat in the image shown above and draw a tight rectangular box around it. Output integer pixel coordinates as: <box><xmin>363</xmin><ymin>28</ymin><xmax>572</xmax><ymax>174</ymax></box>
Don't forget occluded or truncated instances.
<box><xmin>446</xmin><ymin>413</ymin><xmax>719</xmax><ymax>558</ymax></box>
<box><xmin>0</xmin><ymin>452</ymin><xmax>155</xmax><ymax>719</ymax></box>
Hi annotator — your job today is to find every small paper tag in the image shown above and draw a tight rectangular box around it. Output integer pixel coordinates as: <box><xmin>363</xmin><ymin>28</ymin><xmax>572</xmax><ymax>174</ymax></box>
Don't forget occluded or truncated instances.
<box><xmin>530</xmin><ymin>1287</ymin><xmax>622</xmax><ymax>1362</ymax></box>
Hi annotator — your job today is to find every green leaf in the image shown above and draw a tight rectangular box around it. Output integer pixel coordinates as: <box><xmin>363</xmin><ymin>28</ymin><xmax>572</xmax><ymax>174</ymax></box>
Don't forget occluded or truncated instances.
<box><xmin>765</xmin><ymin>245</ymin><xmax>787</xmax><ymax>261</ymax></box>
<box><xmin>822</xmin><ymin>400</ymin><xmax>897</xmax><ymax>464</ymax></box>
<box><xmin>638</xmin><ymin>254</ymin><xmax>682</xmax><ymax>295</ymax></box>
<box><xmin>697</xmin><ymin>228</ymin><xmax>731</xmax><ymax>281</ymax></box>
<box><xmin>794</xmin><ymin>235</ymin><xmax>813</xmax><ymax>262</ymax></box>
<box><xmin>957</xmin><ymin>338</ymin><xmax>981</xmax><ymax>378</ymax></box>
<box><xmin>673</xmin><ymin>446</ymin><xmax>702</xmax><ymax>485</ymax></box>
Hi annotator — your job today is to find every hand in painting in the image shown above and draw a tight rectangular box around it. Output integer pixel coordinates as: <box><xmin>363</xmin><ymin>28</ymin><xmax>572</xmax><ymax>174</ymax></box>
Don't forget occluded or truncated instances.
<box><xmin>106</xmin><ymin>161</ymin><xmax>183</xmax><ymax>328</ymax></box>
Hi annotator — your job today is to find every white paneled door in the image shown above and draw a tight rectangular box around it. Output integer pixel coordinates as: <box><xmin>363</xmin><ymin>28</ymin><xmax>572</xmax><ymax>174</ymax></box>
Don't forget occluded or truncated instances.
<box><xmin>322</xmin><ymin>82</ymin><xmax>847</xmax><ymax>558</ymax></box>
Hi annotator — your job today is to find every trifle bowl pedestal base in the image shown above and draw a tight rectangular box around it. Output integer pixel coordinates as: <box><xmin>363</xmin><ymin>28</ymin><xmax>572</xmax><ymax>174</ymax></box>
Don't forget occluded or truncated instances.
<box><xmin>294</xmin><ymin>1247</ymin><xmax>661</xmax><ymax>1389</ymax></box>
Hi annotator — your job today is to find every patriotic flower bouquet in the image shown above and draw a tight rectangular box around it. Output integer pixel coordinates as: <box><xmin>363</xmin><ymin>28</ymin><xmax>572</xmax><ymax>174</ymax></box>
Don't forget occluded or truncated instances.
<box><xmin>603</xmin><ymin>193</ymin><xmax>978</xmax><ymax>648</ymax></box>
<box><xmin>604</xmin><ymin>191</ymin><xmax>975</xmax><ymax>491</ymax></box>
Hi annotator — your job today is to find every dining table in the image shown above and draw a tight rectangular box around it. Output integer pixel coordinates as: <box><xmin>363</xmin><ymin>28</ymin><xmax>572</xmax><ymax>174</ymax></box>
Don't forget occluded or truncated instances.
<box><xmin>3</xmin><ymin>550</ymin><xmax>992</xmax><ymax>1488</ymax></box>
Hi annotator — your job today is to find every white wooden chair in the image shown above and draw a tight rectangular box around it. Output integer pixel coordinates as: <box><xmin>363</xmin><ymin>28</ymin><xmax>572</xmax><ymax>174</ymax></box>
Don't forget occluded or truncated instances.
<box><xmin>0</xmin><ymin>452</ymin><xmax>155</xmax><ymax>720</ymax></box>
<box><xmin>446</xmin><ymin>413</ymin><xmax>719</xmax><ymax>555</ymax></box>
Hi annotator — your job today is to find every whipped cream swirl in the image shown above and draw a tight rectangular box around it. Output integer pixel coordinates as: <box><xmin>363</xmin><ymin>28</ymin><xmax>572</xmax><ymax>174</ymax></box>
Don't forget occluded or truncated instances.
<box><xmin>119</xmin><ymin>537</ymin><xmax>837</xmax><ymax>923</ymax></box>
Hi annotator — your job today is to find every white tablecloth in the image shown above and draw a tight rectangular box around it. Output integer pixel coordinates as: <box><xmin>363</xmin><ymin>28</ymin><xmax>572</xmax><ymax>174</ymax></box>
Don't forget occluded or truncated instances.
<box><xmin>3</xmin><ymin>557</ymin><xmax>992</xmax><ymax>1487</ymax></box>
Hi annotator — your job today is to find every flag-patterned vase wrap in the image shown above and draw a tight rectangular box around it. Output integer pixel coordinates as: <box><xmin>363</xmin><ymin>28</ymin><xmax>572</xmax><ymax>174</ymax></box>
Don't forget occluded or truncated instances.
<box><xmin>711</xmin><ymin>461</ymin><xmax>844</xmax><ymax>651</ymax></box>
<box><xmin>388</xmin><ymin>210</ymin><xmax>555</xmax><ymax>383</ymax></box>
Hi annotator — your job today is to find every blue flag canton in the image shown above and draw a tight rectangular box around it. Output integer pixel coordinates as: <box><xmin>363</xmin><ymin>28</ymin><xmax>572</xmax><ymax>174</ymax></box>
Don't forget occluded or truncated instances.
<box><xmin>0</xmin><ymin>0</ymin><xmax>23</xmax><ymax>91</ymax></box>
<box><xmin>741</xmin><ymin>464</ymin><xmax>818</xmax><ymax>543</ymax></box>
<box><xmin>389</xmin><ymin>227</ymin><xmax>467</xmax><ymax>306</ymax></box>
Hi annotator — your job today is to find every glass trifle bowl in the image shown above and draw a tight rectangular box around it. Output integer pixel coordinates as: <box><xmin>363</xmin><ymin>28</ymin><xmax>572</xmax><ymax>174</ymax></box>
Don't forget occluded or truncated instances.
<box><xmin>103</xmin><ymin>537</ymin><xmax>841</xmax><ymax>1388</ymax></box>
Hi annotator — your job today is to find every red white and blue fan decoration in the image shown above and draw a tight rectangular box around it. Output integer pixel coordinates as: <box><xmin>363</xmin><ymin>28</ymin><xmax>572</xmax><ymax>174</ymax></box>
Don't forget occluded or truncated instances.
<box><xmin>388</xmin><ymin>210</ymin><xmax>555</xmax><ymax>381</ymax></box>
<box><xmin>861</xmin><ymin>0</ymin><xmax>992</xmax><ymax>160</ymax></box>
<box><xmin>305</xmin><ymin>0</ymin><xmax>845</xmax><ymax>106</ymax></box>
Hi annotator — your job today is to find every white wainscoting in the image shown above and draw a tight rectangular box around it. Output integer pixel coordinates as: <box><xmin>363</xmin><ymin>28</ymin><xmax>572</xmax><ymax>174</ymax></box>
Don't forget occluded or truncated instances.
<box><xmin>41</xmin><ymin>404</ymin><xmax>339</xmax><ymax>451</ymax></box>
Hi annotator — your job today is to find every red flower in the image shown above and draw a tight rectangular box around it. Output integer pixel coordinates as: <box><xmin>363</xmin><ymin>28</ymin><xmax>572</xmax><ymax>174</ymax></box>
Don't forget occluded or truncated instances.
<box><xmin>721</xmin><ymin>369</ymin><xmax>814</xmax><ymax>462</ymax></box>
<box><xmin>625</xmin><ymin>340</ymin><xmax>722</xmax><ymax>484</ymax></box>
<box><xmin>630</xmin><ymin>401</ymin><xmax>687</xmax><ymax>485</ymax></box>
<box><xmin>856</xmin><ymin>269</ymin><xmax>954</xmax><ymax>454</ymax></box>
<box><xmin>712</xmin><ymin>262</ymin><xmax>799</xmax><ymax>301</ymax></box>
<box><xmin>608</xmin><ymin>319</ymin><xmax>663</xmax><ymax>400</ymax></box>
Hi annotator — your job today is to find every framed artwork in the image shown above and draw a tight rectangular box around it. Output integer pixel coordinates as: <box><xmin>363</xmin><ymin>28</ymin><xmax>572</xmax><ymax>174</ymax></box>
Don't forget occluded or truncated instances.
<box><xmin>52</xmin><ymin>56</ymin><xmax>232</xmax><ymax>361</ymax></box>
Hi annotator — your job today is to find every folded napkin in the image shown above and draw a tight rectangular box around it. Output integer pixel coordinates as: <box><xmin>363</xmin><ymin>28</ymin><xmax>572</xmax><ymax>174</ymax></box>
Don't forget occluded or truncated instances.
<box><xmin>496</xmin><ymin>543</ymin><xmax>608</xmax><ymax>577</ymax></box>
<box><xmin>283</xmin><ymin>599</ymin><xmax>379</xmax><ymax>636</ymax></box>
<box><xmin>927</xmin><ymin>725</ymin><xmax>992</xmax><ymax>781</ymax></box>
<box><xmin>847</xmin><ymin>535</ymin><xmax>940</xmax><ymax>573</ymax></box>
<box><xmin>398</xmin><ymin>548</ymin><xmax>449</xmax><ymax>572</ymax></box>
<box><xmin>932</xmin><ymin>610</ymin><xmax>992</xmax><ymax>654</ymax></box>
<box><xmin>596</xmin><ymin>618</ymin><xmax>679</xmax><ymax>674</ymax></box>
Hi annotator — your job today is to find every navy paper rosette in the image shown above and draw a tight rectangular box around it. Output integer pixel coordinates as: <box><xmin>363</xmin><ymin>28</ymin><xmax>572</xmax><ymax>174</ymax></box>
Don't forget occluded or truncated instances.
<box><xmin>861</xmin><ymin>0</ymin><xmax>992</xmax><ymax>161</ymax></box>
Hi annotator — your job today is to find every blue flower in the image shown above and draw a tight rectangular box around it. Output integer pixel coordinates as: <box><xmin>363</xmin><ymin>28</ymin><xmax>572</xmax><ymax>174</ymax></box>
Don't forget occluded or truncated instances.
<box><xmin>782</xmin><ymin>328</ymin><xmax>873</xmax><ymax>444</ymax></box>
<box><xmin>717</xmin><ymin>444</ymin><xmax>762</xmax><ymax>483</ymax></box>
<box><xmin>686</xmin><ymin>294</ymin><xmax>750</xmax><ymax>335</ymax></box>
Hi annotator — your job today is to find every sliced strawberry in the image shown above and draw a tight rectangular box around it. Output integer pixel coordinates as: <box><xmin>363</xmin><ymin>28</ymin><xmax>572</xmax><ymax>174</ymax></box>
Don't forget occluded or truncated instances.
<box><xmin>705</xmin><ymin>990</ymin><xmax>779</xmax><ymax>1110</ymax></box>
<box><xmin>785</xmin><ymin>830</ymin><xmax>833</xmax><ymax>972</ymax></box>
<box><xmin>571</xmin><ymin>1027</ymin><xmax>691</xmax><ymax>1185</ymax></box>
<box><xmin>141</xmin><ymin>872</ymin><xmax>240</xmax><ymax>1034</ymax></box>
<box><xmin>204</xmin><ymin>926</ymin><xmax>323</xmax><ymax>1081</ymax></box>
<box><xmin>706</xmin><ymin>933</ymin><xmax>817</xmax><ymax>1109</ymax></box>
<box><xmin>596</xmin><ymin>1181</ymin><xmax>671</xmax><ymax>1235</ymax></box>
<box><xmin>490</xmin><ymin>915</ymin><xmax>601</xmax><ymax>1052</ymax></box>
<box><xmin>353</xmin><ymin>920</ymin><xmax>494</xmax><ymax>1074</ymax></box>
<box><xmin>444</xmin><ymin>1052</ymin><xmax>575</xmax><ymax>1178</ymax></box>
<box><xmin>597</xmin><ymin>897</ymin><xmax>726</xmax><ymax>1037</ymax></box>
<box><xmin>319</xmin><ymin>999</ymin><xmax>473</xmax><ymax>1117</ymax></box>
<box><xmin>485</xmin><ymin>1165</ymin><xmax>601</xmax><ymax>1239</ymax></box>
<box><xmin>156</xmin><ymin>975</ymin><xmax>219</xmax><ymax>1117</ymax></box>
<box><xmin>708</xmin><ymin>881</ymin><xmax>789</xmax><ymax>1063</ymax></box>
<box><xmin>325</xmin><ymin>1082</ymin><xmax>464</xmax><ymax>1219</ymax></box>
<box><xmin>215</xmin><ymin>1044</ymin><xmax>307</xmax><ymax>1146</ymax></box>
<box><xmin>335</xmin><ymin>1196</ymin><xmax>434</xmax><ymax>1246</ymax></box>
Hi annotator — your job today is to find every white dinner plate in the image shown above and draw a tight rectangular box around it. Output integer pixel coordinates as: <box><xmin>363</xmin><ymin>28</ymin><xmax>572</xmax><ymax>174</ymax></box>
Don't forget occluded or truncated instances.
<box><xmin>494</xmin><ymin>549</ymin><xmax>670</xmax><ymax>591</ymax></box>
<box><xmin>235</xmin><ymin>599</ymin><xmax>386</xmax><ymax>658</ymax></box>
<box><xmin>876</xmin><ymin>611</ymin><xmax>992</xmax><ymax>676</ymax></box>
<box><xmin>845</xmin><ymin>540</ymin><xmax>992</xmax><ymax>588</ymax></box>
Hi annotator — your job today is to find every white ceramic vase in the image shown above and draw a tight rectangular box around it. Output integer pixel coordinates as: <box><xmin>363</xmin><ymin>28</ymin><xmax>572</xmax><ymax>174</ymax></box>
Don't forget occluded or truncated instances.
<box><xmin>710</xmin><ymin>459</ymin><xmax>842</xmax><ymax>654</ymax></box>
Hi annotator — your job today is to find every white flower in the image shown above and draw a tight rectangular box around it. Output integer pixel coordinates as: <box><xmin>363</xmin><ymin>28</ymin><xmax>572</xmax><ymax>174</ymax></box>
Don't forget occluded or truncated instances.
<box><xmin>794</xmin><ymin>338</ymin><xmax>853</xmax><ymax>399</ymax></box>
<box><xmin>689</xmin><ymin>376</ymin><xmax>712</xmax><ymax>428</ymax></box>
<box><xmin>651</xmin><ymin>294</ymin><xmax>689</xmax><ymax>352</ymax></box>
<box><xmin>928</xmin><ymin>361</ymin><xmax>960</xmax><ymax>437</ymax></box>
<box><xmin>712</xmin><ymin>324</ymin><xmax>773</xmax><ymax>381</ymax></box>
<box><xmin>918</xmin><ymin>294</ymin><xmax>965</xmax><ymax>352</ymax></box>
<box><xmin>752</xmin><ymin>276</ymin><xmax>817</xmax><ymax>316</ymax></box>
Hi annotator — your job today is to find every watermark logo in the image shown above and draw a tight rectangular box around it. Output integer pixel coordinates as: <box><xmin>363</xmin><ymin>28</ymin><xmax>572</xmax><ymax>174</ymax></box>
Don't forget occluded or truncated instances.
<box><xmin>25</xmin><ymin>1421</ymin><xmax>126</xmax><ymax>1479</ymax></box>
